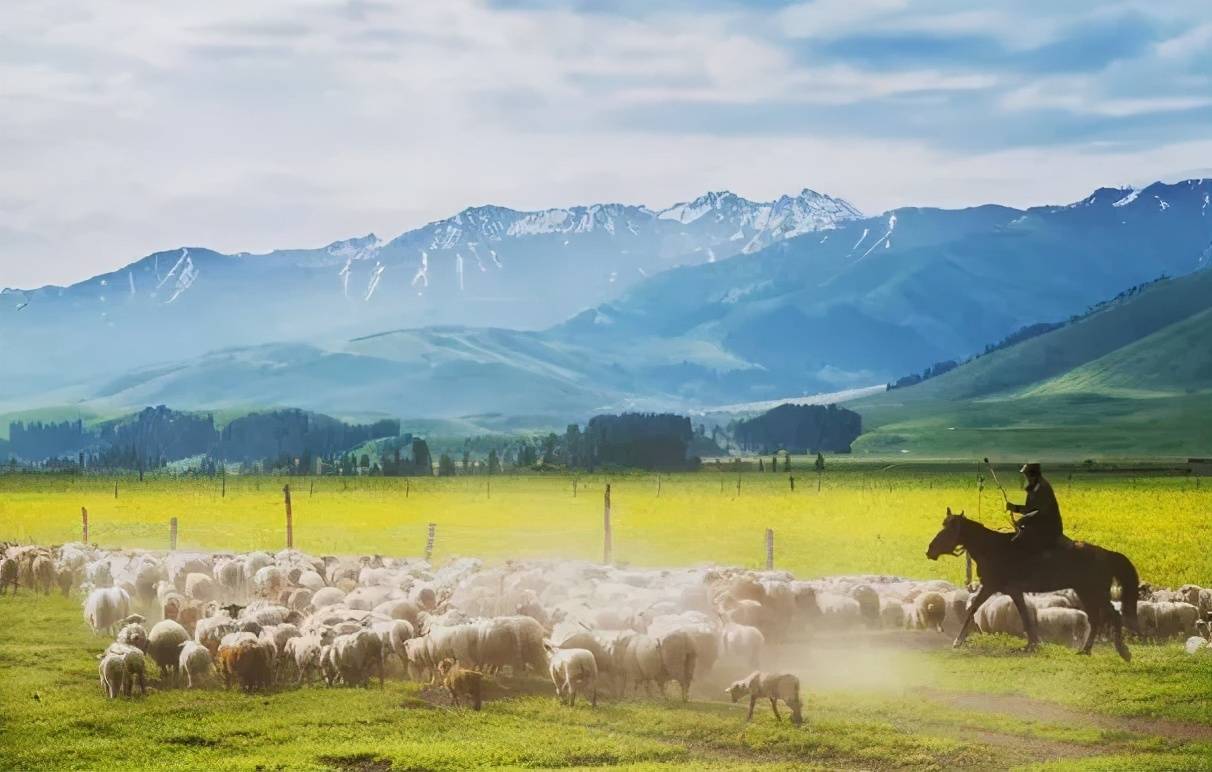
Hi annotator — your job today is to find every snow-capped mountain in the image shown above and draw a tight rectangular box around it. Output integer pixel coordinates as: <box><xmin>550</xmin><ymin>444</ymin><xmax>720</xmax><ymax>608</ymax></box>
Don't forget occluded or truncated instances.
<box><xmin>0</xmin><ymin>186</ymin><xmax>860</xmax><ymax>396</ymax></box>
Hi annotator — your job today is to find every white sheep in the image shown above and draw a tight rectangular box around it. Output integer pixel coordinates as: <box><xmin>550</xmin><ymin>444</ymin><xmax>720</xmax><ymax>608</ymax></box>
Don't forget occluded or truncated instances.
<box><xmin>84</xmin><ymin>587</ymin><xmax>131</xmax><ymax>635</ymax></box>
<box><xmin>725</xmin><ymin>671</ymin><xmax>803</xmax><ymax>726</ymax></box>
<box><xmin>116</xmin><ymin>622</ymin><xmax>149</xmax><ymax>652</ymax></box>
<box><xmin>1035</xmin><ymin>607</ymin><xmax>1090</xmax><ymax>648</ymax></box>
<box><xmin>98</xmin><ymin>652</ymin><xmax>126</xmax><ymax>699</ymax></box>
<box><xmin>720</xmin><ymin>622</ymin><xmax>764</xmax><ymax>670</ymax></box>
<box><xmin>548</xmin><ymin>646</ymin><xmax>598</xmax><ymax>707</ymax></box>
<box><xmin>908</xmin><ymin>591</ymin><xmax>946</xmax><ymax>632</ymax></box>
<box><xmin>147</xmin><ymin>619</ymin><xmax>190</xmax><ymax>683</ymax></box>
<box><xmin>179</xmin><ymin>640</ymin><xmax>214</xmax><ymax>688</ymax></box>
<box><xmin>104</xmin><ymin>642</ymin><xmax>146</xmax><ymax>696</ymax></box>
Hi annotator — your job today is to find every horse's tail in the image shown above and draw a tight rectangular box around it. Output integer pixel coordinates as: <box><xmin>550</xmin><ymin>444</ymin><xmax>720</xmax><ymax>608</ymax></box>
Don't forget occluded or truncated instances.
<box><xmin>1108</xmin><ymin>550</ymin><xmax>1139</xmax><ymax>634</ymax></box>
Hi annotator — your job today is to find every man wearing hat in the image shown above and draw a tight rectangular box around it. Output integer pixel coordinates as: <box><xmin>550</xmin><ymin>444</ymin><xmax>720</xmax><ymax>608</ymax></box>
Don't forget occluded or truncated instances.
<box><xmin>1005</xmin><ymin>463</ymin><xmax>1065</xmax><ymax>554</ymax></box>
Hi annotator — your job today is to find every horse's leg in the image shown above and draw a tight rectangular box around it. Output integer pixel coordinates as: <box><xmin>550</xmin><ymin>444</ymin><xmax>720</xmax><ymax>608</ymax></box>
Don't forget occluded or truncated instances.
<box><xmin>1079</xmin><ymin>603</ymin><xmax>1101</xmax><ymax>655</ymax></box>
<box><xmin>1108</xmin><ymin>603</ymin><xmax>1131</xmax><ymax>662</ymax></box>
<box><xmin>1010</xmin><ymin>592</ymin><xmax>1040</xmax><ymax>651</ymax></box>
<box><xmin>953</xmin><ymin>586</ymin><xmax>994</xmax><ymax>648</ymax></box>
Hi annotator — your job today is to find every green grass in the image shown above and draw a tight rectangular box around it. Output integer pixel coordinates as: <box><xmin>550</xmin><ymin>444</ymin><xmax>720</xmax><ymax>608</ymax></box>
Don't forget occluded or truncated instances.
<box><xmin>4</xmin><ymin>594</ymin><xmax>1212</xmax><ymax>770</ymax></box>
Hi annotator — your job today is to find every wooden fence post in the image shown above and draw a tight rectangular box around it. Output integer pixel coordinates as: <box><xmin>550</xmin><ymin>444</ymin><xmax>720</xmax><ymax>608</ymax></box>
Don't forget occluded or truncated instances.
<box><xmin>736</xmin><ymin>475</ymin><xmax>741</xmax><ymax>495</ymax></box>
<box><xmin>789</xmin><ymin>476</ymin><xmax>795</xmax><ymax>491</ymax></box>
<box><xmin>170</xmin><ymin>517</ymin><xmax>178</xmax><ymax>551</ymax></box>
<box><xmin>424</xmin><ymin>523</ymin><xmax>436</xmax><ymax>561</ymax></box>
<box><xmin>221</xmin><ymin>472</ymin><xmax>226</xmax><ymax>498</ymax></box>
<box><xmin>114</xmin><ymin>481</ymin><xmax>118</xmax><ymax>499</ymax></box>
<box><xmin>283</xmin><ymin>484</ymin><xmax>293</xmax><ymax>549</ymax></box>
<box><xmin>656</xmin><ymin>475</ymin><xmax>661</xmax><ymax>497</ymax></box>
<box><xmin>765</xmin><ymin>528</ymin><xmax>774</xmax><ymax>570</ymax></box>
<box><xmin>82</xmin><ymin>507</ymin><xmax>88</xmax><ymax>545</ymax></box>
<box><xmin>603</xmin><ymin>484</ymin><xmax>613</xmax><ymax>564</ymax></box>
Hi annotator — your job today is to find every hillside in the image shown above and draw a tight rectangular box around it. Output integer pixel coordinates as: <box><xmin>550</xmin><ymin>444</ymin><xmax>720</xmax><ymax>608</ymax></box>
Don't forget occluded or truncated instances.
<box><xmin>848</xmin><ymin>267</ymin><xmax>1212</xmax><ymax>458</ymax></box>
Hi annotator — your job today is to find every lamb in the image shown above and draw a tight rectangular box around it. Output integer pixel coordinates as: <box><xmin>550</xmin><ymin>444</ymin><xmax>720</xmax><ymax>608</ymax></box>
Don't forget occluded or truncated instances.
<box><xmin>879</xmin><ymin>597</ymin><xmax>906</xmax><ymax>629</ymax></box>
<box><xmin>104</xmin><ymin>642</ymin><xmax>146</xmax><ymax>696</ymax></box>
<box><xmin>147</xmin><ymin>619</ymin><xmax>190</xmax><ymax>683</ymax></box>
<box><xmin>84</xmin><ymin>587</ymin><xmax>131</xmax><ymax>635</ymax></box>
<box><xmin>725</xmin><ymin>671</ymin><xmax>803</xmax><ymax>726</ymax></box>
<box><xmin>179</xmin><ymin>640</ymin><xmax>214</xmax><ymax>688</ymax></box>
<box><xmin>438</xmin><ymin>658</ymin><xmax>483</xmax><ymax>710</ymax></box>
<box><xmin>98</xmin><ymin>651</ymin><xmax>127</xmax><ymax>699</ymax></box>
<box><xmin>547</xmin><ymin>646</ymin><xmax>598</xmax><ymax>707</ymax></box>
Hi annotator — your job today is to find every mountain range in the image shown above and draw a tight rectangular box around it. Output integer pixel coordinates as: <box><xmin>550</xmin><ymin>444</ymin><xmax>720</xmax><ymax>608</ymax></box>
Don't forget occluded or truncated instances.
<box><xmin>0</xmin><ymin>187</ymin><xmax>859</xmax><ymax>399</ymax></box>
<box><xmin>3</xmin><ymin>179</ymin><xmax>1211</xmax><ymax>434</ymax></box>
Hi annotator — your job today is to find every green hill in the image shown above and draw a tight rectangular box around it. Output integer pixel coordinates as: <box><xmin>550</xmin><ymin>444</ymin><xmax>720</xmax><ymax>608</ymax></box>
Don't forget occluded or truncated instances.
<box><xmin>848</xmin><ymin>268</ymin><xmax>1212</xmax><ymax>459</ymax></box>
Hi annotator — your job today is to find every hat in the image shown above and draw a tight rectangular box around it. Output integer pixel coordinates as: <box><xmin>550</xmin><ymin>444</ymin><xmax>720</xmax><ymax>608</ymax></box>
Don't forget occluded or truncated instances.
<box><xmin>1020</xmin><ymin>462</ymin><xmax>1042</xmax><ymax>475</ymax></box>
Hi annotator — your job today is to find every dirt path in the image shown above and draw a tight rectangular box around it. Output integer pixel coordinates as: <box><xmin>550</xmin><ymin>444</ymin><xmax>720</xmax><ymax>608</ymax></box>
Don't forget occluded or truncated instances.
<box><xmin>922</xmin><ymin>688</ymin><xmax>1212</xmax><ymax>743</ymax></box>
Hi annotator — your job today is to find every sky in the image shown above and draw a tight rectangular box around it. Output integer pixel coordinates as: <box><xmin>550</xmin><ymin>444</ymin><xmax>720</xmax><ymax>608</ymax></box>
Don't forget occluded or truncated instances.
<box><xmin>3</xmin><ymin>0</ymin><xmax>1211</xmax><ymax>288</ymax></box>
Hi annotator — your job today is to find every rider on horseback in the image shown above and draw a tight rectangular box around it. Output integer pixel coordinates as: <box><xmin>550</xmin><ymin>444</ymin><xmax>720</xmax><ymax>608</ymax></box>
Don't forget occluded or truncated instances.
<box><xmin>1005</xmin><ymin>463</ymin><xmax>1067</xmax><ymax>554</ymax></box>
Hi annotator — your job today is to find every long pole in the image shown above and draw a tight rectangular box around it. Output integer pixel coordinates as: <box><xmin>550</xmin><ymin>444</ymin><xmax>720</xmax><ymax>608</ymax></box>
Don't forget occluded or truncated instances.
<box><xmin>603</xmin><ymin>484</ymin><xmax>613</xmax><ymax>564</ymax></box>
<box><xmin>170</xmin><ymin>517</ymin><xmax>178</xmax><ymax>552</ymax></box>
<box><xmin>283</xmin><ymin>484</ymin><xmax>293</xmax><ymax>549</ymax></box>
<box><xmin>764</xmin><ymin>528</ymin><xmax>774</xmax><ymax>570</ymax></box>
<box><xmin>81</xmin><ymin>507</ymin><xmax>88</xmax><ymax>545</ymax></box>
<box><xmin>425</xmin><ymin>522</ymin><xmax>436</xmax><ymax>561</ymax></box>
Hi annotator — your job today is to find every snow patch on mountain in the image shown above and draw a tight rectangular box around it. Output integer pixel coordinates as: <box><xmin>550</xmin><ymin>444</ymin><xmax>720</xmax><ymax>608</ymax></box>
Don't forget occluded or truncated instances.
<box><xmin>1112</xmin><ymin>189</ymin><xmax>1140</xmax><ymax>207</ymax></box>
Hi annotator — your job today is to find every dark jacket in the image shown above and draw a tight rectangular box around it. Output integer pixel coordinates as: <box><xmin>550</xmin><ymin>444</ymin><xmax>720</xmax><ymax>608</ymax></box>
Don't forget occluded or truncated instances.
<box><xmin>1009</xmin><ymin>477</ymin><xmax>1063</xmax><ymax>547</ymax></box>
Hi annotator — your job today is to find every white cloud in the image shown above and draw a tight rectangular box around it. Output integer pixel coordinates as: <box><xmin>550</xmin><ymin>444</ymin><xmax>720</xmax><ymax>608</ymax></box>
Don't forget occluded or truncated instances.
<box><xmin>0</xmin><ymin>0</ymin><xmax>1209</xmax><ymax>288</ymax></box>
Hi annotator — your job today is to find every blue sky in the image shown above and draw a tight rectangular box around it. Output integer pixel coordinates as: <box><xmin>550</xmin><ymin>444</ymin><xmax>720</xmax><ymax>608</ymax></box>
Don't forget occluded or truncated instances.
<box><xmin>2</xmin><ymin>0</ymin><xmax>1210</xmax><ymax>287</ymax></box>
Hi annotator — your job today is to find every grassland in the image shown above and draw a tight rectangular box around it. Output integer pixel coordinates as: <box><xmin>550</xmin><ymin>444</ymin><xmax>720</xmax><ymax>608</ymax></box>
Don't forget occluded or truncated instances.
<box><xmin>2</xmin><ymin>593</ymin><xmax>1211</xmax><ymax>770</ymax></box>
<box><xmin>2</xmin><ymin>466</ymin><xmax>1209</xmax><ymax>588</ymax></box>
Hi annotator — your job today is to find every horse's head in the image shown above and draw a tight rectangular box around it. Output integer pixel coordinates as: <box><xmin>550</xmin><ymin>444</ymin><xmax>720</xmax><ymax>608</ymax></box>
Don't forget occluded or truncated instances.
<box><xmin>926</xmin><ymin>507</ymin><xmax>966</xmax><ymax>561</ymax></box>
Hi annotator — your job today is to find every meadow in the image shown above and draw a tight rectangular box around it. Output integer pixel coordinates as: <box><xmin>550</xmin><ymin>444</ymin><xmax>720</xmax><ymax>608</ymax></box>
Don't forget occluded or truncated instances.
<box><xmin>3</xmin><ymin>465</ymin><xmax>1212</xmax><ymax>770</ymax></box>
<box><xmin>2</xmin><ymin>593</ymin><xmax>1211</xmax><ymax>771</ymax></box>
<box><xmin>1</xmin><ymin>464</ymin><xmax>1209</xmax><ymax>588</ymax></box>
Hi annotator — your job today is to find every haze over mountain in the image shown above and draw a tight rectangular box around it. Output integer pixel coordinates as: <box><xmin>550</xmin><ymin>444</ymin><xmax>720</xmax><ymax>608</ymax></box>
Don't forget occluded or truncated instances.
<box><xmin>0</xmin><ymin>187</ymin><xmax>859</xmax><ymax>398</ymax></box>
<box><xmin>3</xmin><ymin>179</ymin><xmax>1210</xmax><ymax>424</ymax></box>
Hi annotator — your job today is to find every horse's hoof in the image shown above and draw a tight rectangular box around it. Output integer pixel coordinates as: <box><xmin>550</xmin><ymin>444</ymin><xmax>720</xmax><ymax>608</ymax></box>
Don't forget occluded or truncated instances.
<box><xmin>1023</xmin><ymin>644</ymin><xmax>1039</xmax><ymax>653</ymax></box>
<box><xmin>1116</xmin><ymin>645</ymin><xmax>1132</xmax><ymax>663</ymax></box>
<box><xmin>1074</xmin><ymin>649</ymin><xmax>1090</xmax><ymax>656</ymax></box>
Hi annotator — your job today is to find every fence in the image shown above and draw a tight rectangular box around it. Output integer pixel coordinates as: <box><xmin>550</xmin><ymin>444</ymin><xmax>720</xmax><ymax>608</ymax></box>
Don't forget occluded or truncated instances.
<box><xmin>18</xmin><ymin>483</ymin><xmax>786</xmax><ymax>571</ymax></box>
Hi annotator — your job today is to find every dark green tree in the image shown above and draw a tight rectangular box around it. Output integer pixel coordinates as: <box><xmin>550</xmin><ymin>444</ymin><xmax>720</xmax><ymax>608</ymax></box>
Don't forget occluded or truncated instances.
<box><xmin>487</xmin><ymin>449</ymin><xmax>500</xmax><ymax>475</ymax></box>
<box><xmin>437</xmin><ymin>453</ymin><xmax>456</xmax><ymax>477</ymax></box>
<box><xmin>411</xmin><ymin>438</ymin><xmax>432</xmax><ymax>475</ymax></box>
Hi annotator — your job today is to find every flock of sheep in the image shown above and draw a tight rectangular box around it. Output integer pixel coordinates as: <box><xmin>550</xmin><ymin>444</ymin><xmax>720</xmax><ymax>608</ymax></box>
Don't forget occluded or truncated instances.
<box><xmin>2</xmin><ymin>541</ymin><xmax>1210</xmax><ymax>716</ymax></box>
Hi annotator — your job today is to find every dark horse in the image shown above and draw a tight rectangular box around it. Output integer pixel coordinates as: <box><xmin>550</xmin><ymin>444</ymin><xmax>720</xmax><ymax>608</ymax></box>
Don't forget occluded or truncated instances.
<box><xmin>926</xmin><ymin>508</ymin><xmax>1139</xmax><ymax>662</ymax></box>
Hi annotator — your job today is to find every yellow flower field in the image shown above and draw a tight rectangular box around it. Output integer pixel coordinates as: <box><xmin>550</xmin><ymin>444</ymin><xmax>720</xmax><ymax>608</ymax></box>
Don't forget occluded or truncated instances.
<box><xmin>1</xmin><ymin>467</ymin><xmax>1207</xmax><ymax>587</ymax></box>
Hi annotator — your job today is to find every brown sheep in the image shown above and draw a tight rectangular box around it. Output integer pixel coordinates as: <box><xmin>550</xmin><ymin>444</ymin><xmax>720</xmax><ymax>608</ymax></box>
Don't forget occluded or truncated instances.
<box><xmin>219</xmin><ymin>636</ymin><xmax>274</xmax><ymax>692</ymax></box>
<box><xmin>437</xmin><ymin>658</ymin><xmax>483</xmax><ymax>710</ymax></box>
